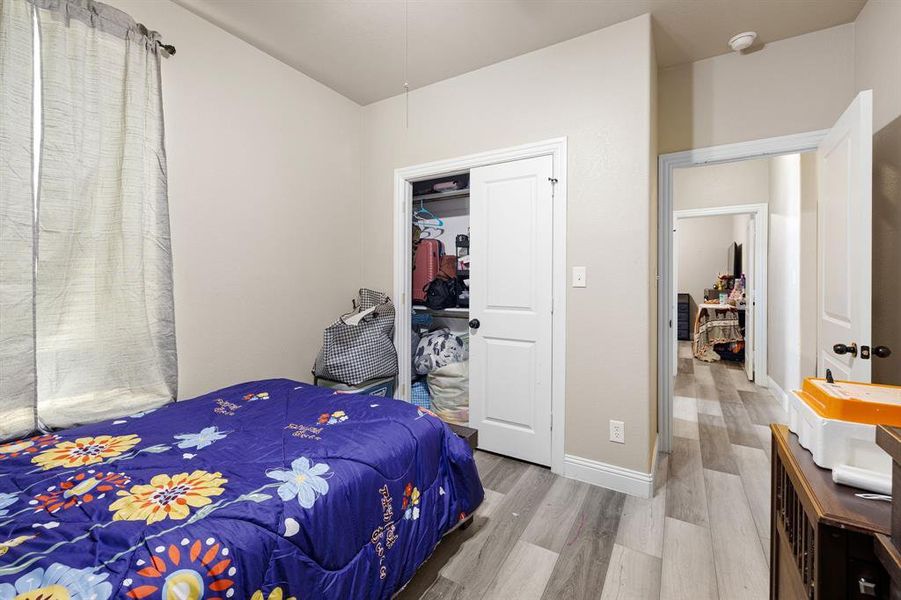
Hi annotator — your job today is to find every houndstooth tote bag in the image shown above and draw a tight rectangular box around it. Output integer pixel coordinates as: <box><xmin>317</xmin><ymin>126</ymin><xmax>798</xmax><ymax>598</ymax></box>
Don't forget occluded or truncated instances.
<box><xmin>313</xmin><ymin>289</ymin><xmax>398</xmax><ymax>386</ymax></box>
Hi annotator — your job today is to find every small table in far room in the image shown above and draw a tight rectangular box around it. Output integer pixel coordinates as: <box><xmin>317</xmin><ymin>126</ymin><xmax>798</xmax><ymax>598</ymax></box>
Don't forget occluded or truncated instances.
<box><xmin>693</xmin><ymin>302</ymin><xmax>743</xmax><ymax>362</ymax></box>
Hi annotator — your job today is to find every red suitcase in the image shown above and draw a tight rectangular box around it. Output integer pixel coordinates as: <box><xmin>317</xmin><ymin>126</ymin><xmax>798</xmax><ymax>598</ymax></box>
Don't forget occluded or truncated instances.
<box><xmin>413</xmin><ymin>239</ymin><xmax>443</xmax><ymax>303</ymax></box>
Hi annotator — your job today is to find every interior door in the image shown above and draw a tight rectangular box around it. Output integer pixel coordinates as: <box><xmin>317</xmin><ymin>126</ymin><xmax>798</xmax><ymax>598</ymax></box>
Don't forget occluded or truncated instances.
<box><xmin>817</xmin><ymin>90</ymin><xmax>873</xmax><ymax>382</ymax></box>
<box><xmin>745</xmin><ymin>216</ymin><xmax>755</xmax><ymax>381</ymax></box>
<box><xmin>469</xmin><ymin>155</ymin><xmax>553</xmax><ymax>466</ymax></box>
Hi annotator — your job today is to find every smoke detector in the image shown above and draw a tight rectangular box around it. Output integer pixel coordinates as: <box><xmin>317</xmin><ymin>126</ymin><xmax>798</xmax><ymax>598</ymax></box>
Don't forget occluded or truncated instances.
<box><xmin>729</xmin><ymin>31</ymin><xmax>758</xmax><ymax>53</ymax></box>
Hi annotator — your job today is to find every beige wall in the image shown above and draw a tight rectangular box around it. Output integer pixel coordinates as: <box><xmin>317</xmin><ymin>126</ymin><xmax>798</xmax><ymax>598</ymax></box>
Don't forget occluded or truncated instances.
<box><xmin>855</xmin><ymin>0</ymin><xmax>901</xmax><ymax>133</ymax></box>
<box><xmin>658</xmin><ymin>24</ymin><xmax>856</xmax><ymax>154</ymax></box>
<box><xmin>361</xmin><ymin>15</ymin><xmax>656</xmax><ymax>472</ymax></box>
<box><xmin>676</xmin><ymin>214</ymin><xmax>735</xmax><ymax>310</ymax></box>
<box><xmin>673</xmin><ymin>159</ymin><xmax>770</xmax><ymax>211</ymax></box>
<box><xmin>109</xmin><ymin>0</ymin><xmax>364</xmax><ymax>399</ymax></box>
<box><xmin>856</xmin><ymin>0</ymin><xmax>901</xmax><ymax>385</ymax></box>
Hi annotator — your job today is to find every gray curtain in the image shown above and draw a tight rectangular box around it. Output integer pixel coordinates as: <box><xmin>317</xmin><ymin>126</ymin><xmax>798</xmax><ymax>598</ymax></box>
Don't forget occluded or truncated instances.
<box><xmin>0</xmin><ymin>0</ymin><xmax>176</xmax><ymax>439</ymax></box>
<box><xmin>0</xmin><ymin>0</ymin><xmax>37</xmax><ymax>441</ymax></box>
<box><xmin>33</xmin><ymin>0</ymin><xmax>177</xmax><ymax>429</ymax></box>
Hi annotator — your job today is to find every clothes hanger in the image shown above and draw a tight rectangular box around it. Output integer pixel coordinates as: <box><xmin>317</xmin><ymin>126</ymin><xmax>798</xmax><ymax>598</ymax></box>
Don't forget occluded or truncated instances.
<box><xmin>414</xmin><ymin>199</ymin><xmax>444</xmax><ymax>226</ymax></box>
<box><xmin>414</xmin><ymin>199</ymin><xmax>444</xmax><ymax>238</ymax></box>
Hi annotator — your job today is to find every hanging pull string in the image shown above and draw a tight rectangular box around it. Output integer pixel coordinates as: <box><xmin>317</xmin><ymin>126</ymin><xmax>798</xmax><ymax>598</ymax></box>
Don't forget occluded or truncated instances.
<box><xmin>403</xmin><ymin>0</ymin><xmax>409</xmax><ymax>128</ymax></box>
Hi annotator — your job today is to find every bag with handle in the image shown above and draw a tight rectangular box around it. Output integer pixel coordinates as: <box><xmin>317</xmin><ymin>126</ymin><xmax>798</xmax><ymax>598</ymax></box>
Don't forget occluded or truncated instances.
<box><xmin>425</xmin><ymin>276</ymin><xmax>458</xmax><ymax>310</ymax></box>
<box><xmin>313</xmin><ymin>289</ymin><xmax>398</xmax><ymax>386</ymax></box>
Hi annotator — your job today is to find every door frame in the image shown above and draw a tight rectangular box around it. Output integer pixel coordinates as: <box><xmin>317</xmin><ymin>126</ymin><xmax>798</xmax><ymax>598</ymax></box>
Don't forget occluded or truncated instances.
<box><xmin>657</xmin><ymin>130</ymin><xmax>827</xmax><ymax>453</ymax></box>
<box><xmin>393</xmin><ymin>137</ymin><xmax>568</xmax><ymax>474</ymax></box>
<box><xmin>673</xmin><ymin>203</ymin><xmax>769</xmax><ymax>387</ymax></box>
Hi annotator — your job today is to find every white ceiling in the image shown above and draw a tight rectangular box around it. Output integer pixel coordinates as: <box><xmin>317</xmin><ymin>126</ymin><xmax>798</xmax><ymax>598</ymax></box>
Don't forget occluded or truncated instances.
<box><xmin>173</xmin><ymin>0</ymin><xmax>866</xmax><ymax>106</ymax></box>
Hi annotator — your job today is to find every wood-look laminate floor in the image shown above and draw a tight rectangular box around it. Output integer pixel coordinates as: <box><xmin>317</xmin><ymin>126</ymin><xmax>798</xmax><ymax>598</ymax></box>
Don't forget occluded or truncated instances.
<box><xmin>400</xmin><ymin>342</ymin><xmax>787</xmax><ymax>600</ymax></box>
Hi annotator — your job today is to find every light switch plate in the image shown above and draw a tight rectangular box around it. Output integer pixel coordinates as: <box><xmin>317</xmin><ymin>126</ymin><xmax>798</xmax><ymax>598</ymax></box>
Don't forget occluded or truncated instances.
<box><xmin>572</xmin><ymin>266</ymin><xmax>587</xmax><ymax>288</ymax></box>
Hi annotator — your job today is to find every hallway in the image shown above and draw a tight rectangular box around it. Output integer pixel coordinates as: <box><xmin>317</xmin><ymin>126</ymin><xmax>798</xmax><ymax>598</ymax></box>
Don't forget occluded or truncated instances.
<box><xmin>660</xmin><ymin>341</ymin><xmax>788</xmax><ymax>599</ymax></box>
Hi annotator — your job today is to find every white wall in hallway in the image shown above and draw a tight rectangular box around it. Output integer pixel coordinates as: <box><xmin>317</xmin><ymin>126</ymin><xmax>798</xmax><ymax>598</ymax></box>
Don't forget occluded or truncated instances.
<box><xmin>676</xmin><ymin>214</ymin><xmax>735</xmax><ymax>313</ymax></box>
<box><xmin>768</xmin><ymin>154</ymin><xmax>817</xmax><ymax>393</ymax></box>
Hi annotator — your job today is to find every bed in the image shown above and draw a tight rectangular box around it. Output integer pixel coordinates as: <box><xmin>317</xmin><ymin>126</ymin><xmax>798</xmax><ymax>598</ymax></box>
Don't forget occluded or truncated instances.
<box><xmin>0</xmin><ymin>379</ymin><xmax>483</xmax><ymax>599</ymax></box>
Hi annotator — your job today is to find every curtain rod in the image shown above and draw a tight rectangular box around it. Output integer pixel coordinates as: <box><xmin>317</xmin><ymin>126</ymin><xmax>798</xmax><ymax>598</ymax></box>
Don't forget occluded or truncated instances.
<box><xmin>161</xmin><ymin>43</ymin><xmax>176</xmax><ymax>56</ymax></box>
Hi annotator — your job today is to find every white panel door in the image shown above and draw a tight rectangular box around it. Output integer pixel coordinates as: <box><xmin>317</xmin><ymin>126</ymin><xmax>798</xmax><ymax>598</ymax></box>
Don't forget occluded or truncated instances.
<box><xmin>469</xmin><ymin>155</ymin><xmax>553</xmax><ymax>466</ymax></box>
<box><xmin>745</xmin><ymin>216</ymin><xmax>755</xmax><ymax>381</ymax></box>
<box><xmin>817</xmin><ymin>90</ymin><xmax>873</xmax><ymax>382</ymax></box>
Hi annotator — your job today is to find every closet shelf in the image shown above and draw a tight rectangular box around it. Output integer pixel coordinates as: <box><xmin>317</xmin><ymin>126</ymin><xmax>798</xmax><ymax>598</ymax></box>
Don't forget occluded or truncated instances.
<box><xmin>412</xmin><ymin>306</ymin><xmax>469</xmax><ymax>319</ymax></box>
<box><xmin>412</xmin><ymin>189</ymin><xmax>470</xmax><ymax>202</ymax></box>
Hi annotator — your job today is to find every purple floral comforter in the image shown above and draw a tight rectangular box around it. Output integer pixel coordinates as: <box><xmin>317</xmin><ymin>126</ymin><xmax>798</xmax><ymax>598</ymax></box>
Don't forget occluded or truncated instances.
<box><xmin>0</xmin><ymin>379</ymin><xmax>483</xmax><ymax>599</ymax></box>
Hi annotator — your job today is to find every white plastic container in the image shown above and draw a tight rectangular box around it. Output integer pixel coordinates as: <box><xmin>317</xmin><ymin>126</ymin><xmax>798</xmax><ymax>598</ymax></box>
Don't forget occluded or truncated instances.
<box><xmin>787</xmin><ymin>389</ymin><xmax>891</xmax><ymax>478</ymax></box>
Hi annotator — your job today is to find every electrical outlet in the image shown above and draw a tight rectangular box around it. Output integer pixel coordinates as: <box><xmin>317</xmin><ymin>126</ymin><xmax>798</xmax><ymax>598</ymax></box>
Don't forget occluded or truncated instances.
<box><xmin>572</xmin><ymin>266</ymin><xmax>587</xmax><ymax>288</ymax></box>
<box><xmin>609</xmin><ymin>420</ymin><xmax>625</xmax><ymax>444</ymax></box>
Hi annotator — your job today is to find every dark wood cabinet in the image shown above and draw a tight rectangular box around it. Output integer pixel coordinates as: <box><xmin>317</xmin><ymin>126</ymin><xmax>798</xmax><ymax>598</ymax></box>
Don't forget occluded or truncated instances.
<box><xmin>875</xmin><ymin>426</ymin><xmax>901</xmax><ymax>598</ymax></box>
<box><xmin>677</xmin><ymin>293</ymin><xmax>691</xmax><ymax>341</ymax></box>
<box><xmin>771</xmin><ymin>424</ymin><xmax>891</xmax><ymax>599</ymax></box>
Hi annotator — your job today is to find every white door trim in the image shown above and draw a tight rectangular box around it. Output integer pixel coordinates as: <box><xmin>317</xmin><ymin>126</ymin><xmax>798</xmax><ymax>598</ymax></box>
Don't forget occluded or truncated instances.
<box><xmin>657</xmin><ymin>129</ymin><xmax>827</xmax><ymax>453</ymax></box>
<box><xmin>393</xmin><ymin>137</ymin><xmax>568</xmax><ymax>475</ymax></box>
<box><xmin>673</xmin><ymin>203</ymin><xmax>769</xmax><ymax>391</ymax></box>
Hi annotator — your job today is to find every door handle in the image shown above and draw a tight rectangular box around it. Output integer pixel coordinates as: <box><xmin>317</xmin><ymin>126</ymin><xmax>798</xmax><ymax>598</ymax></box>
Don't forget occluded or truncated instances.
<box><xmin>833</xmin><ymin>343</ymin><xmax>858</xmax><ymax>357</ymax></box>
<box><xmin>468</xmin><ymin>318</ymin><xmax>480</xmax><ymax>330</ymax></box>
<box><xmin>873</xmin><ymin>345</ymin><xmax>892</xmax><ymax>359</ymax></box>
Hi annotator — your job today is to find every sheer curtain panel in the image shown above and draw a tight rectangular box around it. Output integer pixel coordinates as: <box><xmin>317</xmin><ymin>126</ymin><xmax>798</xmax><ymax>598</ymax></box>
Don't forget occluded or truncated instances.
<box><xmin>0</xmin><ymin>0</ymin><xmax>37</xmax><ymax>441</ymax></box>
<box><xmin>31</xmin><ymin>0</ymin><xmax>176</xmax><ymax>428</ymax></box>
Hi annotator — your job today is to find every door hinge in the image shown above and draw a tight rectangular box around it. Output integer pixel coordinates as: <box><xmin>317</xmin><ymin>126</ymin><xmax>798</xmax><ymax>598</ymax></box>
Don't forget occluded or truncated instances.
<box><xmin>548</xmin><ymin>177</ymin><xmax>558</xmax><ymax>184</ymax></box>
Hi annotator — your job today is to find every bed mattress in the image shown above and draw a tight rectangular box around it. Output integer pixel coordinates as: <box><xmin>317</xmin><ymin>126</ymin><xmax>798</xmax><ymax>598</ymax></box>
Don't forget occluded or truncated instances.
<box><xmin>0</xmin><ymin>378</ymin><xmax>483</xmax><ymax>599</ymax></box>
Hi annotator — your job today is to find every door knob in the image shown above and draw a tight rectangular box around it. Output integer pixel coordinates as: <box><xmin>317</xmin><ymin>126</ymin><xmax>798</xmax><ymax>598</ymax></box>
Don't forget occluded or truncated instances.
<box><xmin>833</xmin><ymin>343</ymin><xmax>858</xmax><ymax>357</ymax></box>
<box><xmin>468</xmin><ymin>318</ymin><xmax>480</xmax><ymax>330</ymax></box>
<box><xmin>873</xmin><ymin>346</ymin><xmax>892</xmax><ymax>359</ymax></box>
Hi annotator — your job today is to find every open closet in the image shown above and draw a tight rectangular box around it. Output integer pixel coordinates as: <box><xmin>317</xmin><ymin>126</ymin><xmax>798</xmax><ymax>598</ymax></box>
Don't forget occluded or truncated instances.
<box><xmin>410</xmin><ymin>173</ymin><xmax>472</xmax><ymax>426</ymax></box>
<box><xmin>402</xmin><ymin>154</ymin><xmax>556</xmax><ymax>467</ymax></box>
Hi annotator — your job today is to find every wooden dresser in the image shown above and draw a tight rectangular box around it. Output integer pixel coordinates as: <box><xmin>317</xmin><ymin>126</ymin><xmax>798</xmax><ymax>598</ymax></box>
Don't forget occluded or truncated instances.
<box><xmin>770</xmin><ymin>424</ymin><xmax>891</xmax><ymax>599</ymax></box>
<box><xmin>875</xmin><ymin>426</ymin><xmax>901</xmax><ymax>599</ymax></box>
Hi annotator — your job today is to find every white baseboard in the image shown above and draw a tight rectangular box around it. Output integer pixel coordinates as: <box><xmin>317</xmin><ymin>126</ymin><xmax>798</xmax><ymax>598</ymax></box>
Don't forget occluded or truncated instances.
<box><xmin>768</xmin><ymin>376</ymin><xmax>790</xmax><ymax>413</ymax></box>
<box><xmin>563</xmin><ymin>454</ymin><xmax>653</xmax><ymax>498</ymax></box>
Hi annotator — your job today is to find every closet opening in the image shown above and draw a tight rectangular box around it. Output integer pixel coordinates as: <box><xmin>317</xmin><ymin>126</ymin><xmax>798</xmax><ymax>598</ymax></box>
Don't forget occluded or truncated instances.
<box><xmin>410</xmin><ymin>172</ymin><xmax>472</xmax><ymax>426</ymax></box>
<box><xmin>392</xmin><ymin>138</ymin><xmax>568</xmax><ymax>473</ymax></box>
